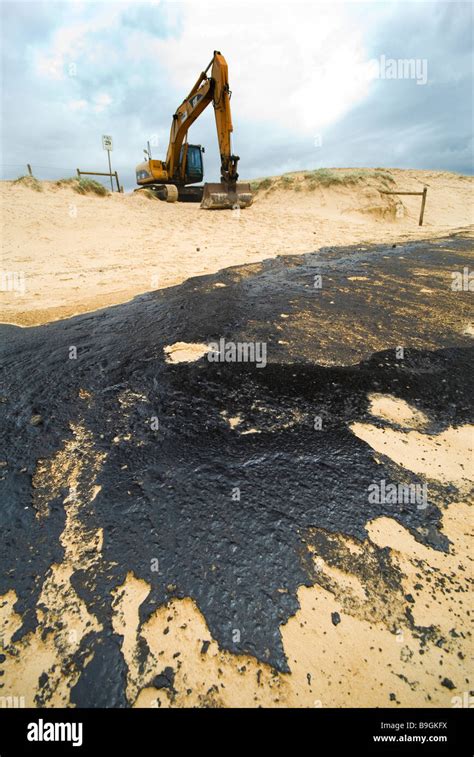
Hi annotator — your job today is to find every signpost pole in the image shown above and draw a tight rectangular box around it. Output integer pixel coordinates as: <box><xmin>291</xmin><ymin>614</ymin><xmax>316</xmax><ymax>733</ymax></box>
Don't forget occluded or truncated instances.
<box><xmin>102</xmin><ymin>135</ymin><xmax>114</xmax><ymax>192</ymax></box>
<box><xmin>107</xmin><ymin>150</ymin><xmax>113</xmax><ymax>192</ymax></box>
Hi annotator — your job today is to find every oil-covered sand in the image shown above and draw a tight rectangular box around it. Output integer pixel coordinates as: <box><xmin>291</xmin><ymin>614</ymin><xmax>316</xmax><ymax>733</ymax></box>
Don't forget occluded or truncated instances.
<box><xmin>0</xmin><ymin>230</ymin><xmax>472</xmax><ymax>707</ymax></box>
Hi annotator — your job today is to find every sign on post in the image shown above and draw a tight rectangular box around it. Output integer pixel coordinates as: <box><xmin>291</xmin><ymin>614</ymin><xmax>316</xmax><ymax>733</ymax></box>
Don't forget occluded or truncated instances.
<box><xmin>101</xmin><ymin>135</ymin><xmax>114</xmax><ymax>190</ymax></box>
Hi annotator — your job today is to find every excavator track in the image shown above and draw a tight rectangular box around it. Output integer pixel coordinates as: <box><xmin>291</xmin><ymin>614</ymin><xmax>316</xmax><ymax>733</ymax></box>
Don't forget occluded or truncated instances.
<box><xmin>134</xmin><ymin>184</ymin><xmax>179</xmax><ymax>202</ymax></box>
<box><xmin>177</xmin><ymin>186</ymin><xmax>204</xmax><ymax>202</ymax></box>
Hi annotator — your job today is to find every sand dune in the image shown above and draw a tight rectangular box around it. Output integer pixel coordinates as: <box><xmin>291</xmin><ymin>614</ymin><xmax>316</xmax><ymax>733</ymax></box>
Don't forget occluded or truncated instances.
<box><xmin>1</xmin><ymin>168</ymin><xmax>472</xmax><ymax>326</ymax></box>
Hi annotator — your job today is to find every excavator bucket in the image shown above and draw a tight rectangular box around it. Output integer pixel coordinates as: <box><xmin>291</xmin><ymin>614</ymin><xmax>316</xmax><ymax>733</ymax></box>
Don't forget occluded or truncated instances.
<box><xmin>200</xmin><ymin>182</ymin><xmax>253</xmax><ymax>210</ymax></box>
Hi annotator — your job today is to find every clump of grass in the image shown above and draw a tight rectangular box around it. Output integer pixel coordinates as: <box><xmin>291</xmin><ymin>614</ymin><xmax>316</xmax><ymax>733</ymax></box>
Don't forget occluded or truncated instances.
<box><xmin>371</xmin><ymin>169</ymin><xmax>395</xmax><ymax>184</ymax></box>
<box><xmin>303</xmin><ymin>168</ymin><xmax>352</xmax><ymax>186</ymax></box>
<box><xmin>55</xmin><ymin>177</ymin><xmax>110</xmax><ymax>195</ymax></box>
<box><xmin>250</xmin><ymin>177</ymin><xmax>273</xmax><ymax>192</ymax></box>
<box><xmin>74</xmin><ymin>178</ymin><xmax>109</xmax><ymax>196</ymax></box>
<box><xmin>303</xmin><ymin>168</ymin><xmax>394</xmax><ymax>187</ymax></box>
<box><xmin>279</xmin><ymin>175</ymin><xmax>295</xmax><ymax>188</ymax></box>
<box><xmin>55</xmin><ymin>177</ymin><xmax>77</xmax><ymax>187</ymax></box>
<box><xmin>251</xmin><ymin>168</ymin><xmax>395</xmax><ymax>195</ymax></box>
<box><xmin>13</xmin><ymin>175</ymin><xmax>42</xmax><ymax>191</ymax></box>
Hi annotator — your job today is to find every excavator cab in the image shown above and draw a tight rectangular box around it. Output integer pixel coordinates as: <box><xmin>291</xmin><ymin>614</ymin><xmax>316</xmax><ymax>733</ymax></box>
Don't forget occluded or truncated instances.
<box><xmin>179</xmin><ymin>144</ymin><xmax>204</xmax><ymax>184</ymax></box>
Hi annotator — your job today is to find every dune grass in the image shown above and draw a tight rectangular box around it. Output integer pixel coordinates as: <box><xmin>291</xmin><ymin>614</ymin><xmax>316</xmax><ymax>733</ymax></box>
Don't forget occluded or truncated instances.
<box><xmin>76</xmin><ymin>179</ymin><xmax>109</xmax><ymax>196</ymax></box>
<box><xmin>250</xmin><ymin>168</ymin><xmax>395</xmax><ymax>194</ymax></box>
<box><xmin>55</xmin><ymin>177</ymin><xmax>109</xmax><ymax>196</ymax></box>
<box><xmin>13</xmin><ymin>175</ymin><xmax>43</xmax><ymax>191</ymax></box>
<box><xmin>303</xmin><ymin>168</ymin><xmax>395</xmax><ymax>187</ymax></box>
<box><xmin>249</xmin><ymin>177</ymin><xmax>273</xmax><ymax>191</ymax></box>
<box><xmin>13</xmin><ymin>175</ymin><xmax>110</xmax><ymax>196</ymax></box>
<box><xmin>280</xmin><ymin>175</ymin><xmax>295</xmax><ymax>187</ymax></box>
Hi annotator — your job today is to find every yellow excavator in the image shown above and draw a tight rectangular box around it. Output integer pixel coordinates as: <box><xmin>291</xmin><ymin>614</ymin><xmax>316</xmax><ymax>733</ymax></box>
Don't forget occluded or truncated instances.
<box><xmin>135</xmin><ymin>51</ymin><xmax>252</xmax><ymax>209</ymax></box>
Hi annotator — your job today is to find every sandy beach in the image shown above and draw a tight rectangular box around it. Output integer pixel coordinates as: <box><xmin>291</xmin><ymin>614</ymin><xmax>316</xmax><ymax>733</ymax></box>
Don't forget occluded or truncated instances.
<box><xmin>0</xmin><ymin>168</ymin><xmax>472</xmax><ymax>709</ymax></box>
<box><xmin>1</xmin><ymin>168</ymin><xmax>472</xmax><ymax>326</ymax></box>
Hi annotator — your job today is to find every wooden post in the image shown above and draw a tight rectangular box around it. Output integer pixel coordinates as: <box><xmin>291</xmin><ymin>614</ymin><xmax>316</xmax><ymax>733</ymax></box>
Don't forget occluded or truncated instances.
<box><xmin>379</xmin><ymin>188</ymin><xmax>428</xmax><ymax>227</ymax></box>
<box><xmin>77</xmin><ymin>169</ymin><xmax>81</xmax><ymax>178</ymax></box>
<box><xmin>419</xmin><ymin>187</ymin><xmax>428</xmax><ymax>226</ymax></box>
<box><xmin>27</xmin><ymin>164</ymin><xmax>33</xmax><ymax>176</ymax></box>
<box><xmin>114</xmin><ymin>171</ymin><xmax>120</xmax><ymax>192</ymax></box>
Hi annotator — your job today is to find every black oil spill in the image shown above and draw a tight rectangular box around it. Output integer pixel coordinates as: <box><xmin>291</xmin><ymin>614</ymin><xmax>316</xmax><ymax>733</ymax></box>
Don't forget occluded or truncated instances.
<box><xmin>0</xmin><ymin>234</ymin><xmax>472</xmax><ymax>704</ymax></box>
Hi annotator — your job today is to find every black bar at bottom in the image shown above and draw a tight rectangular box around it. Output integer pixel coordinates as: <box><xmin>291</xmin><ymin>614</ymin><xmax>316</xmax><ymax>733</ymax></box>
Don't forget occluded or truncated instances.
<box><xmin>0</xmin><ymin>707</ymin><xmax>470</xmax><ymax>755</ymax></box>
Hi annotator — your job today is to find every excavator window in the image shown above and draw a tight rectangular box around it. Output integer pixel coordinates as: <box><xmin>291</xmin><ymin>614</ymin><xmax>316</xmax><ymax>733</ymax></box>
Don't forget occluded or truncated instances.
<box><xmin>185</xmin><ymin>145</ymin><xmax>203</xmax><ymax>183</ymax></box>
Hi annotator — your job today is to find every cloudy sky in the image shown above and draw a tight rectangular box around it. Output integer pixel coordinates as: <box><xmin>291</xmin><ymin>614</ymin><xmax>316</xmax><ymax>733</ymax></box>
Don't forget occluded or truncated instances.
<box><xmin>1</xmin><ymin>0</ymin><xmax>472</xmax><ymax>189</ymax></box>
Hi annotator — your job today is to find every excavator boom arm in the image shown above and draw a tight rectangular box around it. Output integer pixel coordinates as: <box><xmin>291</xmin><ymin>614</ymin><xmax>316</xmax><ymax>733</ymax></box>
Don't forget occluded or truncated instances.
<box><xmin>209</xmin><ymin>51</ymin><xmax>239</xmax><ymax>183</ymax></box>
<box><xmin>166</xmin><ymin>51</ymin><xmax>240</xmax><ymax>185</ymax></box>
<box><xmin>165</xmin><ymin>72</ymin><xmax>212</xmax><ymax>179</ymax></box>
